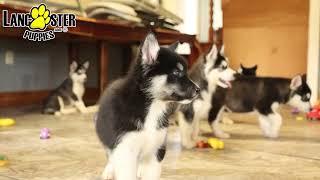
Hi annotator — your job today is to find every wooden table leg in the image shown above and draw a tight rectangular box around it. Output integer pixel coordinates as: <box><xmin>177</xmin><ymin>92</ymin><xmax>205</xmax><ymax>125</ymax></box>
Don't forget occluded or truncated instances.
<box><xmin>68</xmin><ymin>42</ymin><xmax>78</xmax><ymax>64</ymax></box>
<box><xmin>122</xmin><ymin>45</ymin><xmax>132</xmax><ymax>75</ymax></box>
<box><xmin>99</xmin><ymin>41</ymin><xmax>109</xmax><ymax>94</ymax></box>
<box><xmin>188</xmin><ymin>39</ymin><xmax>202</xmax><ymax>67</ymax></box>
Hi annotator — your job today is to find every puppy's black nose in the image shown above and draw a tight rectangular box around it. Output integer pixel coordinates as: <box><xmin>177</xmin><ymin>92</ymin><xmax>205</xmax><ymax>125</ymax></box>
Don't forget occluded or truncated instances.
<box><xmin>195</xmin><ymin>86</ymin><xmax>200</xmax><ymax>94</ymax></box>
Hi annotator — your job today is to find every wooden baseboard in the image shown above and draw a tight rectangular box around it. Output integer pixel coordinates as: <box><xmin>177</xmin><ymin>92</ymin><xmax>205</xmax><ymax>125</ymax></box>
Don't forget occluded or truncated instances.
<box><xmin>0</xmin><ymin>90</ymin><xmax>50</xmax><ymax>108</ymax></box>
<box><xmin>0</xmin><ymin>88</ymin><xmax>100</xmax><ymax>108</ymax></box>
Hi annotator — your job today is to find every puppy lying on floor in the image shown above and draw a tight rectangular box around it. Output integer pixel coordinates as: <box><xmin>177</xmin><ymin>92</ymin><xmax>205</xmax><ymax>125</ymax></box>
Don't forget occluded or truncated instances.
<box><xmin>42</xmin><ymin>61</ymin><xmax>98</xmax><ymax>116</ymax></box>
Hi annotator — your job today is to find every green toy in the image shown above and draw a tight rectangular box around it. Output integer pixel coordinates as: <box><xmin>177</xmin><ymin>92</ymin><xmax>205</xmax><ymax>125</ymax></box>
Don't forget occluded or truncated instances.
<box><xmin>0</xmin><ymin>155</ymin><xmax>8</xmax><ymax>166</ymax></box>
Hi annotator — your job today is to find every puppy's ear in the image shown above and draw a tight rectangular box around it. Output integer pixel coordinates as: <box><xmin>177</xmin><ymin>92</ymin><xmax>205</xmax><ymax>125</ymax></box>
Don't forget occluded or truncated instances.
<box><xmin>290</xmin><ymin>75</ymin><xmax>302</xmax><ymax>90</ymax></box>
<box><xmin>82</xmin><ymin>61</ymin><xmax>90</xmax><ymax>70</ymax></box>
<box><xmin>206</xmin><ymin>44</ymin><xmax>218</xmax><ymax>61</ymax></box>
<box><xmin>141</xmin><ymin>32</ymin><xmax>160</xmax><ymax>65</ymax></box>
<box><xmin>301</xmin><ymin>73</ymin><xmax>307</xmax><ymax>82</ymax></box>
<box><xmin>220</xmin><ymin>45</ymin><xmax>225</xmax><ymax>56</ymax></box>
<box><xmin>253</xmin><ymin>64</ymin><xmax>258</xmax><ymax>70</ymax></box>
<box><xmin>168</xmin><ymin>41</ymin><xmax>180</xmax><ymax>52</ymax></box>
<box><xmin>70</xmin><ymin>61</ymin><xmax>78</xmax><ymax>72</ymax></box>
<box><xmin>240</xmin><ymin>63</ymin><xmax>244</xmax><ymax>69</ymax></box>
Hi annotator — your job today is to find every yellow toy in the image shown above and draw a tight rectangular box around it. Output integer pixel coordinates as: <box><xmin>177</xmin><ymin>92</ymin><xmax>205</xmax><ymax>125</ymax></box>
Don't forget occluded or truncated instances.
<box><xmin>296</xmin><ymin>116</ymin><xmax>304</xmax><ymax>121</ymax></box>
<box><xmin>0</xmin><ymin>118</ymin><xmax>15</xmax><ymax>127</ymax></box>
<box><xmin>0</xmin><ymin>155</ymin><xmax>8</xmax><ymax>166</ymax></box>
<box><xmin>208</xmin><ymin>138</ymin><xmax>224</xmax><ymax>150</ymax></box>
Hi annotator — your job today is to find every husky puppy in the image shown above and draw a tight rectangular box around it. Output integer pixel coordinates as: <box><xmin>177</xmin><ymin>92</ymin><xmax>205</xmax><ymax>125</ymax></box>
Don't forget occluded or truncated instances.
<box><xmin>210</xmin><ymin>74</ymin><xmax>311</xmax><ymax>139</ymax></box>
<box><xmin>42</xmin><ymin>61</ymin><xmax>91</xmax><ymax>115</ymax></box>
<box><xmin>222</xmin><ymin>63</ymin><xmax>258</xmax><ymax>124</ymax></box>
<box><xmin>238</xmin><ymin>63</ymin><xmax>258</xmax><ymax>76</ymax></box>
<box><xmin>95</xmin><ymin>33</ymin><xmax>200</xmax><ymax>180</ymax></box>
<box><xmin>177</xmin><ymin>44</ymin><xmax>236</xmax><ymax>148</ymax></box>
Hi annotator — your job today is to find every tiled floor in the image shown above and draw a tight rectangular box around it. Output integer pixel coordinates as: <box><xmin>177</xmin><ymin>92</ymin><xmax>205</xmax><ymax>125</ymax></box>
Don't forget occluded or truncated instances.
<box><xmin>1</xmin><ymin>105</ymin><xmax>320</xmax><ymax>180</ymax></box>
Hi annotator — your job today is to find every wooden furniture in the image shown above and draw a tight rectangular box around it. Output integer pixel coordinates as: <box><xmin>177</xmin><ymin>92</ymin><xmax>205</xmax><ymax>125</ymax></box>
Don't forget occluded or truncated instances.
<box><xmin>201</xmin><ymin>0</ymin><xmax>229</xmax><ymax>53</ymax></box>
<box><xmin>0</xmin><ymin>4</ymin><xmax>201</xmax><ymax>107</ymax></box>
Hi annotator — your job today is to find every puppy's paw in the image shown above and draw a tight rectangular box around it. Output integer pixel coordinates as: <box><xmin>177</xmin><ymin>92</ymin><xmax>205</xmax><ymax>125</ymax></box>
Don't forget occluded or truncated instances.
<box><xmin>182</xmin><ymin>140</ymin><xmax>196</xmax><ymax>149</ymax></box>
<box><xmin>215</xmin><ymin>132</ymin><xmax>231</xmax><ymax>139</ymax></box>
<box><xmin>87</xmin><ymin>105</ymin><xmax>99</xmax><ymax>113</ymax></box>
<box><xmin>101</xmin><ymin>172</ymin><xmax>113</xmax><ymax>180</ymax></box>
<box><xmin>192</xmin><ymin>136</ymin><xmax>206</xmax><ymax>142</ymax></box>
<box><xmin>222</xmin><ymin>117</ymin><xmax>234</xmax><ymax>125</ymax></box>
<box><xmin>54</xmin><ymin>111</ymin><xmax>61</xmax><ymax>116</ymax></box>
<box><xmin>101</xmin><ymin>164</ymin><xmax>114</xmax><ymax>180</ymax></box>
<box><xmin>264</xmin><ymin>131</ymin><xmax>279</xmax><ymax>139</ymax></box>
<box><xmin>79</xmin><ymin>108</ymin><xmax>90</xmax><ymax>114</ymax></box>
<box><xmin>137</xmin><ymin>165</ymin><xmax>142</xmax><ymax>179</ymax></box>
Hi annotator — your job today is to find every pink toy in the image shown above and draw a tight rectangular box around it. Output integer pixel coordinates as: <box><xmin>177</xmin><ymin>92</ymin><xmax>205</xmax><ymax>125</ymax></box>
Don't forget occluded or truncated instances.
<box><xmin>291</xmin><ymin>107</ymin><xmax>299</xmax><ymax>114</ymax></box>
<box><xmin>40</xmin><ymin>128</ymin><xmax>50</xmax><ymax>139</ymax></box>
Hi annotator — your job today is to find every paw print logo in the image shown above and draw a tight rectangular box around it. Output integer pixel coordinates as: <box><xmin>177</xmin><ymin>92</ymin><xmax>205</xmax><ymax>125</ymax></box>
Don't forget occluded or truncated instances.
<box><xmin>29</xmin><ymin>4</ymin><xmax>51</xmax><ymax>30</ymax></box>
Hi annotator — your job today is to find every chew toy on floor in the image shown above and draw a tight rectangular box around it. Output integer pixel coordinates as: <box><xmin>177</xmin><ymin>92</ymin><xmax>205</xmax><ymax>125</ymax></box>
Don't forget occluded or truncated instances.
<box><xmin>291</xmin><ymin>107</ymin><xmax>300</xmax><ymax>114</ymax></box>
<box><xmin>0</xmin><ymin>118</ymin><xmax>15</xmax><ymax>127</ymax></box>
<box><xmin>306</xmin><ymin>105</ymin><xmax>320</xmax><ymax>120</ymax></box>
<box><xmin>40</xmin><ymin>128</ymin><xmax>50</xmax><ymax>139</ymax></box>
<box><xmin>208</xmin><ymin>138</ymin><xmax>224</xmax><ymax>150</ymax></box>
<box><xmin>296</xmin><ymin>116</ymin><xmax>304</xmax><ymax>121</ymax></box>
<box><xmin>196</xmin><ymin>140</ymin><xmax>209</xmax><ymax>148</ymax></box>
<box><xmin>0</xmin><ymin>155</ymin><xmax>8</xmax><ymax>166</ymax></box>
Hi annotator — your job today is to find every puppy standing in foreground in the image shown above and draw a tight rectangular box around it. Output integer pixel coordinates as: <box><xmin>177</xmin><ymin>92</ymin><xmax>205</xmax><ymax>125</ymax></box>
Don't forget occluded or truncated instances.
<box><xmin>43</xmin><ymin>61</ymin><xmax>97</xmax><ymax>115</ymax></box>
<box><xmin>177</xmin><ymin>44</ymin><xmax>236</xmax><ymax>148</ymax></box>
<box><xmin>96</xmin><ymin>33</ymin><xmax>200</xmax><ymax>180</ymax></box>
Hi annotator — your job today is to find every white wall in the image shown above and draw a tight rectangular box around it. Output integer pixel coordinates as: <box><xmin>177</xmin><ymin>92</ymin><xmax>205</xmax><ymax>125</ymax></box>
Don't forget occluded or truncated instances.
<box><xmin>198</xmin><ymin>0</ymin><xmax>210</xmax><ymax>42</ymax></box>
<box><xmin>162</xmin><ymin>0</ymin><xmax>199</xmax><ymax>35</ymax></box>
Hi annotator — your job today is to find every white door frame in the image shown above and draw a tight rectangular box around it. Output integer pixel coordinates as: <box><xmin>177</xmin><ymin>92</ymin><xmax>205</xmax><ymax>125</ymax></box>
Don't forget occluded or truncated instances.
<box><xmin>307</xmin><ymin>0</ymin><xmax>320</xmax><ymax>104</ymax></box>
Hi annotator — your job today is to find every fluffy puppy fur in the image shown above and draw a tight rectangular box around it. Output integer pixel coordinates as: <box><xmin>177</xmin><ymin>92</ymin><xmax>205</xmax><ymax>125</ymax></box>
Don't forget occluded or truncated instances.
<box><xmin>238</xmin><ymin>64</ymin><xmax>258</xmax><ymax>76</ymax></box>
<box><xmin>222</xmin><ymin>63</ymin><xmax>258</xmax><ymax>124</ymax></box>
<box><xmin>209</xmin><ymin>74</ymin><xmax>311</xmax><ymax>139</ymax></box>
<box><xmin>95</xmin><ymin>33</ymin><xmax>199</xmax><ymax>180</ymax></box>
<box><xmin>43</xmin><ymin>61</ymin><xmax>97</xmax><ymax>115</ymax></box>
<box><xmin>176</xmin><ymin>44</ymin><xmax>236</xmax><ymax>149</ymax></box>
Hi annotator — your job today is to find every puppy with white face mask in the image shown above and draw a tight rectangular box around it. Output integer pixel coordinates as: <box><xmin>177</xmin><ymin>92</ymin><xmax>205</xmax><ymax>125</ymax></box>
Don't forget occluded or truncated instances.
<box><xmin>208</xmin><ymin>74</ymin><xmax>311</xmax><ymax>140</ymax></box>
<box><xmin>95</xmin><ymin>33</ymin><xmax>200</xmax><ymax>180</ymax></box>
<box><xmin>42</xmin><ymin>61</ymin><xmax>97</xmax><ymax>115</ymax></box>
<box><xmin>176</xmin><ymin>44</ymin><xmax>236</xmax><ymax>149</ymax></box>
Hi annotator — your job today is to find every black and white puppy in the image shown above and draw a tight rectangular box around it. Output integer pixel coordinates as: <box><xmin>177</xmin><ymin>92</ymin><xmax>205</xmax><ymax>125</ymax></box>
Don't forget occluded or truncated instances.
<box><xmin>221</xmin><ymin>63</ymin><xmax>258</xmax><ymax>124</ymax></box>
<box><xmin>177</xmin><ymin>44</ymin><xmax>236</xmax><ymax>148</ymax></box>
<box><xmin>95</xmin><ymin>33</ymin><xmax>200</xmax><ymax>180</ymax></box>
<box><xmin>210</xmin><ymin>75</ymin><xmax>311</xmax><ymax>139</ymax></box>
<box><xmin>238</xmin><ymin>63</ymin><xmax>258</xmax><ymax>76</ymax></box>
<box><xmin>42</xmin><ymin>61</ymin><xmax>92</xmax><ymax>115</ymax></box>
